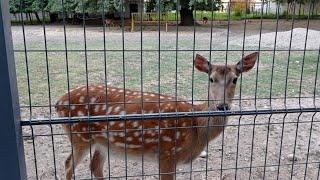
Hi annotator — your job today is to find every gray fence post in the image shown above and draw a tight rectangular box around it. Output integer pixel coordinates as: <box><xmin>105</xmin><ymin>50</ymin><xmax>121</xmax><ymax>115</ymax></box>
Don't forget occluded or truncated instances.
<box><xmin>0</xmin><ymin>0</ymin><xmax>27</xmax><ymax>179</ymax></box>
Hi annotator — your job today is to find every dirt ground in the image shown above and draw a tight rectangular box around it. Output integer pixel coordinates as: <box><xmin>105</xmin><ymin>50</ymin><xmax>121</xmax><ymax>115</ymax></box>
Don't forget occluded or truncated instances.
<box><xmin>13</xmin><ymin>20</ymin><xmax>320</xmax><ymax>180</ymax></box>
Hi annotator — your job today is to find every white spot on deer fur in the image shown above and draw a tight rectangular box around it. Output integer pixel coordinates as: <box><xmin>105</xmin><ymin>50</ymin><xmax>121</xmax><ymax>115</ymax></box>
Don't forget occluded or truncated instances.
<box><xmin>89</xmin><ymin>87</ymin><xmax>95</xmax><ymax>91</ymax></box>
<box><xmin>79</xmin><ymin>96</ymin><xmax>85</xmax><ymax>103</ymax></box>
<box><xmin>76</xmin><ymin>92</ymin><xmax>81</xmax><ymax>96</ymax></box>
<box><xmin>182</xmin><ymin>132</ymin><xmax>187</xmax><ymax>137</ymax></box>
<box><xmin>132</xmin><ymin>121</ymin><xmax>139</xmax><ymax>128</ymax></box>
<box><xmin>118</xmin><ymin>122</ymin><xmax>124</xmax><ymax>128</ymax></box>
<box><xmin>148</xmin><ymin>110</ymin><xmax>154</xmax><ymax>114</ymax></box>
<box><xmin>82</xmin><ymin>127</ymin><xmax>86</xmax><ymax>131</ymax></box>
<box><xmin>132</xmin><ymin>92</ymin><xmax>138</xmax><ymax>95</ymax></box>
<box><xmin>118</xmin><ymin>89</ymin><xmax>124</xmax><ymax>93</ymax></box>
<box><xmin>167</xmin><ymin>97</ymin><xmax>173</xmax><ymax>100</ymax></box>
<box><xmin>162</xmin><ymin>136</ymin><xmax>172</xmax><ymax>142</ymax></box>
<box><xmin>160</xmin><ymin>96</ymin><xmax>165</xmax><ymax>99</ymax></box>
<box><xmin>127</xmin><ymin>137</ymin><xmax>133</xmax><ymax>141</ymax></box>
<box><xmin>85</xmin><ymin>105</ymin><xmax>88</xmax><ymax>109</ymax></box>
<box><xmin>107</xmin><ymin>107</ymin><xmax>113</xmax><ymax>114</ymax></box>
<box><xmin>81</xmin><ymin>87</ymin><xmax>86</xmax><ymax>92</ymax></box>
<box><xmin>113</xmin><ymin>106</ymin><xmax>121</xmax><ymax>113</ymax></box>
<box><xmin>58</xmin><ymin>111</ymin><xmax>65</xmax><ymax>117</ymax></box>
<box><xmin>120</xmin><ymin>111</ymin><xmax>126</xmax><ymax>115</ymax></box>
<box><xmin>145</xmin><ymin>138</ymin><xmax>157</xmax><ymax>143</ymax></box>
<box><xmin>109</xmin><ymin>136</ymin><xmax>115</xmax><ymax>142</ymax></box>
<box><xmin>102</xmin><ymin>105</ymin><xmax>106</xmax><ymax>111</ymax></box>
<box><xmin>94</xmin><ymin>105</ymin><xmax>100</xmax><ymax>113</ymax></box>
<box><xmin>175</xmin><ymin>131</ymin><xmax>181</xmax><ymax>139</ymax></box>
<box><xmin>150</xmin><ymin>94</ymin><xmax>155</xmax><ymax>97</ymax></box>
<box><xmin>115</xmin><ymin>142</ymin><xmax>125</xmax><ymax>148</ymax></box>
<box><xmin>63</xmin><ymin>101</ymin><xmax>69</xmax><ymax>105</ymax></box>
<box><xmin>127</xmin><ymin>144</ymin><xmax>142</xmax><ymax>149</ymax></box>
<box><xmin>145</xmin><ymin>98</ymin><xmax>150</xmax><ymax>101</ymax></box>
<box><xmin>90</xmin><ymin>97</ymin><xmax>97</xmax><ymax>103</ymax></box>
<box><xmin>118</xmin><ymin>132</ymin><xmax>125</xmax><ymax>137</ymax></box>
<box><xmin>182</xmin><ymin>122</ymin><xmax>187</xmax><ymax>127</ymax></box>
<box><xmin>77</xmin><ymin>111</ymin><xmax>85</xmax><ymax>116</ymax></box>
<box><xmin>70</xmin><ymin>105</ymin><xmax>76</xmax><ymax>110</ymax></box>
<box><xmin>133</xmin><ymin>131</ymin><xmax>140</xmax><ymax>137</ymax></box>
<box><xmin>109</xmin><ymin>121</ymin><xmax>115</xmax><ymax>126</ymax></box>
<box><xmin>111</xmin><ymin>88</ymin><xmax>116</xmax><ymax>92</ymax></box>
<box><xmin>94</xmin><ymin>122</ymin><xmax>100</xmax><ymax>126</ymax></box>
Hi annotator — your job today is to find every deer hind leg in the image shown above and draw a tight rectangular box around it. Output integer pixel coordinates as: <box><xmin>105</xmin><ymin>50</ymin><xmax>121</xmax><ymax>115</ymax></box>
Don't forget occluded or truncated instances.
<box><xmin>65</xmin><ymin>143</ymin><xmax>90</xmax><ymax>180</ymax></box>
<box><xmin>160</xmin><ymin>157</ymin><xmax>175</xmax><ymax>180</ymax></box>
<box><xmin>90</xmin><ymin>144</ymin><xmax>107</xmax><ymax>179</ymax></box>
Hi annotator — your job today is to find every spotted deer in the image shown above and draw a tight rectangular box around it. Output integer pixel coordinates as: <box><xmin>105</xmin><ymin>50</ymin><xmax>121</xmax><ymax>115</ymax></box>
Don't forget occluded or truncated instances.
<box><xmin>55</xmin><ymin>52</ymin><xmax>258</xmax><ymax>180</ymax></box>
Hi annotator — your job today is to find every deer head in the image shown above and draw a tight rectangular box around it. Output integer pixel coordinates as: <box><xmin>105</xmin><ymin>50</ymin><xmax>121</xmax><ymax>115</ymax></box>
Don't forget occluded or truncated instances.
<box><xmin>195</xmin><ymin>52</ymin><xmax>258</xmax><ymax>111</ymax></box>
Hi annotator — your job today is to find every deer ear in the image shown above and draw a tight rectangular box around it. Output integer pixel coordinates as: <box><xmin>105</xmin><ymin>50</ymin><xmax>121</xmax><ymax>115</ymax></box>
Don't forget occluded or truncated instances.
<box><xmin>195</xmin><ymin>54</ymin><xmax>211</xmax><ymax>74</ymax></box>
<box><xmin>236</xmin><ymin>52</ymin><xmax>258</xmax><ymax>73</ymax></box>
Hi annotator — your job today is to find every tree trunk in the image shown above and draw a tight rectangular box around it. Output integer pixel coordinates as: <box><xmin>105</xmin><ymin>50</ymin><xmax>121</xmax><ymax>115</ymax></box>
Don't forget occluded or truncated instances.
<box><xmin>49</xmin><ymin>13</ymin><xmax>59</xmax><ymax>23</ymax></box>
<box><xmin>34</xmin><ymin>12</ymin><xmax>41</xmax><ymax>24</ymax></box>
<box><xmin>179</xmin><ymin>7</ymin><xmax>196</xmax><ymax>26</ymax></box>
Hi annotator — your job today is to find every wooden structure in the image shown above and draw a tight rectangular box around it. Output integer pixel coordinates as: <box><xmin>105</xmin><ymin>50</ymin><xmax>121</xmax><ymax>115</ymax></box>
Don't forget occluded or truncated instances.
<box><xmin>131</xmin><ymin>12</ymin><xmax>168</xmax><ymax>32</ymax></box>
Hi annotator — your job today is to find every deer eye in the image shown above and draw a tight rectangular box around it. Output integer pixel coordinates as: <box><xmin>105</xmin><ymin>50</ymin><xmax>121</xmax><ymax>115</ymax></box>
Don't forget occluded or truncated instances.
<box><xmin>232</xmin><ymin>78</ymin><xmax>238</xmax><ymax>84</ymax></box>
<box><xmin>210</xmin><ymin>78</ymin><xmax>214</xmax><ymax>83</ymax></box>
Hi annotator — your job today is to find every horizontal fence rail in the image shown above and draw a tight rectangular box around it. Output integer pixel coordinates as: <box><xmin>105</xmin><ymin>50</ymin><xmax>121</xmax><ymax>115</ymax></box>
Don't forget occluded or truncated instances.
<box><xmin>3</xmin><ymin>0</ymin><xmax>320</xmax><ymax>179</ymax></box>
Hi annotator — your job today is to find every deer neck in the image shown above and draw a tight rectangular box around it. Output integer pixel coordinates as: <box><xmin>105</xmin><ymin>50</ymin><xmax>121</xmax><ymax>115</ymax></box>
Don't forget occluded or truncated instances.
<box><xmin>192</xmin><ymin>102</ymin><xmax>228</xmax><ymax>154</ymax></box>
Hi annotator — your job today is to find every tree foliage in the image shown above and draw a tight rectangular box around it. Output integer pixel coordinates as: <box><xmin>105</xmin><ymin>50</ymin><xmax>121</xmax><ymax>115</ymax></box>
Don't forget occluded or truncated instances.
<box><xmin>10</xmin><ymin>0</ymin><xmax>222</xmax><ymax>14</ymax></box>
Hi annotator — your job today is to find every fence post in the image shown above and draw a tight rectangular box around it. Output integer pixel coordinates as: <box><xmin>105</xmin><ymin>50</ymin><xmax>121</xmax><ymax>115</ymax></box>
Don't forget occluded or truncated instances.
<box><xmin>0</xmin><ymin>0</ymin><xmax>27</xmax><ymax>179</ymax></box>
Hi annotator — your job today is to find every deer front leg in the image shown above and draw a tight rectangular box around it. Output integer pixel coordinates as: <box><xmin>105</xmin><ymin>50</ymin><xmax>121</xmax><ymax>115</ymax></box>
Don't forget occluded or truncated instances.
<box><xmin>159</xmin><ymin>157</ymin><xmax>176</xmax><ymax>180</ymax></box>
<box><xmin>65</xmin><ymin>143</ymin><xmax>89</xmax><ymax>180</ymax></box>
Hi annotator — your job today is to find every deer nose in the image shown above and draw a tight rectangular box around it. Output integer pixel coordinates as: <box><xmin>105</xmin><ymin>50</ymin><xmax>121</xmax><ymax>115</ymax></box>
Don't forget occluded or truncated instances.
<box><xmin>217</xmin><ymin>104</ymin><xmax>229</xmax><ymax>111</ymax></box>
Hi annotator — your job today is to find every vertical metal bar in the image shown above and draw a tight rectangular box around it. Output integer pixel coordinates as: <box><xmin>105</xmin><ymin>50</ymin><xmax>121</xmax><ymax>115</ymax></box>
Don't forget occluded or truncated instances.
<box><xmin>101</xmin><ymin>1</ymin><xmax>111</xmax><ymax>179</ymax></box>
<box><xmin>19</xmin><ymin>0</ymin><xmax>38</xmax><ymax>178</ymax></box>
<box><xmin>80</xmin><ymin>1</ymin><xmax>94</xmax><ymax>179</ymax></box>
<box><xmin>0</xmin><ymin>0</ymin><xmax>27</xmax><ymax>179</ymax></box>
<box><xmin>120</xmin><ymin>0</ymin><xmax>128</xmax><ymax>178</ymax></box>
<box><xmin>173</xmin><ymin>1</ymin><xmax>180</xmax><ymax>179</ymax></box>
<box><xmin>249</xmin><ymin>0</ymin><xmax>264</xmax><ymax>178</ymax></box>
<box><xmin>304</xmin><ymin>45</ymin><xmax>320</xmax><ymax>180</ymax></box>
<box><xmin>40</xmin><ymin>0</ymin><xmax>57</xmax><ymax>177</ymax></box>
<box><xmin>262</xmin><ymin>1</ymin><xmax>281</xmax><ymax>177</ymax></box>
<box><xmin>205</xmin><ymin>1</ymin><xmax>216</xmax><ymax>179</ymax></box>
<box><xmin>221</xmin><ymin>0</ymin><xmax>232</xmax><ymax>178</ymax></box>
<box><xmin>157</xmin><ymin>0</ymin><xmax>161</xmax><ymax>178</ymax></box>
<box><xmin>190</xmin><ymin>1</ymin><xmax>197</xmax><ymax>179</ymax></box>
<box><xmin>235</xmin><ymin>0</ymin><xmax>249</xmax><ymax>178</ymax></box>
<box><xmin>277</xmin><ymin>1</ymin><xmax>297</xmax><ymax>179</ymax></box>
<box><xmin>139</xmin><ymin>0</ymin><xmax>145</xmax><ymax>179</ymax></box>
<box><xmin>60</xmin><ymin>0</ymin><xmax>75</xmax><ymax>178</ymax></box>
<box><xmin>291</xmin><ymin>1</ymin><xmax>312</xmax><ymax>178</ymax></box>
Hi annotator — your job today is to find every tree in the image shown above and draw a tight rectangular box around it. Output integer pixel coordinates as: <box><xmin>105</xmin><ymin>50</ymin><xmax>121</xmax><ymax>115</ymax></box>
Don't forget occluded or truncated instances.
<box><xmin>164</xmin><ymin>0</ymin><xmax>222</xmax><ymax>26</ymax></box>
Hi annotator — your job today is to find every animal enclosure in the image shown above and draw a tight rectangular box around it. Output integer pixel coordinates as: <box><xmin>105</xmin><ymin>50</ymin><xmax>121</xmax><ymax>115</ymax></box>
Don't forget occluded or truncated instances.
<box><xmin>1</xmin><ymin>0</ymin><xmax>320</xmax><ymax>180</ymax></box>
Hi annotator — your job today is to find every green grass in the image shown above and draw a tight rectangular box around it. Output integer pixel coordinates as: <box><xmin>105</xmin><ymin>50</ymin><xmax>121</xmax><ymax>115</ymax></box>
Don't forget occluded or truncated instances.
<box><xmin>15</xmin><ymin>48</ymin><xmax>320</xmax><ymax>109</ymax></box>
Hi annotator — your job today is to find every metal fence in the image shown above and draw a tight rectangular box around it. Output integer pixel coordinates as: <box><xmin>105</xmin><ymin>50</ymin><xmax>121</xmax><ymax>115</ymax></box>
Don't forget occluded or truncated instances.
<box><xmin>1</xmin><ymin>0</ymin><xmax>320</xmax><ymax>179</ymax></box>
